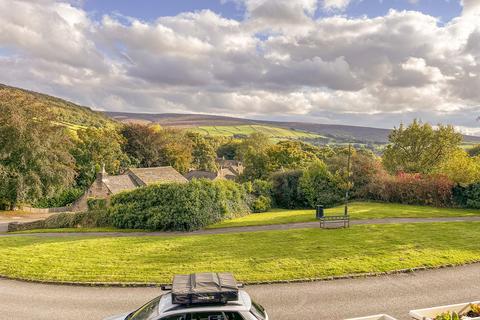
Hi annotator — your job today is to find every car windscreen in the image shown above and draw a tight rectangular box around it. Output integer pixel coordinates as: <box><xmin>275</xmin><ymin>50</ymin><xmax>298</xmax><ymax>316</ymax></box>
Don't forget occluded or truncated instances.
<box><xmin>126</xmin><ymin>296</ymin><xmax>161</xmax><ymax>320</ymax></box>
<box><xmin>250</xmin><ymin>301</ymin><xmax>267</xmax><ymax>320</ymax></box>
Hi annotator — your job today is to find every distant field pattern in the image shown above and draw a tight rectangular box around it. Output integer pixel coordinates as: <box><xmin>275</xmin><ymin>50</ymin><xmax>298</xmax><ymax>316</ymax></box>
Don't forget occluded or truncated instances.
<box><xmin>191</xmin><ymin>125</ymin><xmax>323</xmax><ymax>140</ymax></box>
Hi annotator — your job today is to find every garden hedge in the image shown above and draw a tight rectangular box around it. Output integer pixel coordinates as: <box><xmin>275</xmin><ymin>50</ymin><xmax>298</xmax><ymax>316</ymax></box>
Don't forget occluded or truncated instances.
<box><xmin>453</xmin><ymin>183</ymin><xmax>480</xmax><ymax>208</ymax></box>
<box><xmin>109</xmin><ymin>179</ymin><xmax>250</xmax><ymax>231</ymax></box>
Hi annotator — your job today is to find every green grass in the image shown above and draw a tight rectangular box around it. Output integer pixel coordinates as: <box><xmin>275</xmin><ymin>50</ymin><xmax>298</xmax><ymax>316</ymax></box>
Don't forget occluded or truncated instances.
<box><xmin>10</xmin><ymin>227</ymin><xmax>146</xmax><ymax>234</ymax></box>
<box><xmin>208</xmin><ymin>202</ymin><xmax>480</xmax><ymax>229</ymax></box>
<box><xmin>191</xmin><ymin>125</ymin><xmax>323</xmax><ymax>140</ymax></box>
<box><xmin>0</xmin><ymin>222</ymin><xmax>479</xmax><ymax>283</ymax></box>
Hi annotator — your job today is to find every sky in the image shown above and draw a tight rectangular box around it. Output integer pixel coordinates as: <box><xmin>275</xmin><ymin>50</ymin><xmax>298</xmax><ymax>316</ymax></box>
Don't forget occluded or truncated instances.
<box><xmin>1</xmin><ymin>0</ymin><xmax>480</xmax><ymax>133</ymax></box>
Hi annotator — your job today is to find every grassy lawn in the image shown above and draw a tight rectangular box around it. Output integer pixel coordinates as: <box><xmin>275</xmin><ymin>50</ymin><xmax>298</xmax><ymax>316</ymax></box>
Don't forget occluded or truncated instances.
<box><xmin>10</xmin><ymin>227</ymin><xmax>146</xmax><ymax>234</ymax></box>
<box><xmin>0</xmin><ymin>222</ymin><xmax>479</xmax><ymax>283</ymax></box>
<box><xmin>208</xmin><ymin>202</ymin><xmax>480</xmax><ymax>229</ymax></box>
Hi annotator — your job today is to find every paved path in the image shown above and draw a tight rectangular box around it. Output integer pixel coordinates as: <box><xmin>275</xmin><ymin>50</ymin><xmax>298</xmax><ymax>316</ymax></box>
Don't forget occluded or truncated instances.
<box><xmin>1</xmin><ymin>264</ymin><xmax>479</xmax><ymax>320</ymax></box>
<box><xmin>0</xmin><ymin>212</ymin><xmax>53</xmax><ymax>232</ymax></box>
<box><xmin>2</xmin><ymin>216</ymin><xmax>480</xmax><ymax>238</ymax></box>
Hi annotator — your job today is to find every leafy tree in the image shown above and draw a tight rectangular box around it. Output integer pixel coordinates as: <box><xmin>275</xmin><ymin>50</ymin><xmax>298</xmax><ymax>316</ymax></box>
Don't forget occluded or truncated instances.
<box><xmin>434</xmin><ymin>149</ymin><xmax>480</xmax><ymax>185</ymax></box>
<box><xmin>241</xmin><ymin>148</ymin><xmax>272</xmax><ymax>180</ymax></box>
<box><xmin>382</xmin><ymin>120</ymin><xmax>462</xmax><ymax>174</ymax></box>
<box><xmin>326</xmin><ymin>147</ymin><xmax>381</xmax><ymax>197</ymax></box>
<box><xmin>73</xmin><ymin>127</ymin><xmax>130</xmax><ymax>188</ymax></box>
<box><xmin>236</xmin><ymin>132</ymin><xmax>271</xmax><ymax>161</ymax></box>
<box><xmin>187</xmin><ymin>132</ymin><xmax>217</xmax><ymax>171</ymax></box>
<box><xmin>121</xmin><ymin>124</ymin><xmax>162</xmax><ymax>167</ymax></box>
<box><xmin>271</xmin><ymin>170</ymin><xmax>308</xmax><ymax>209</ymax></box>
<box><xmin>267</xmin><ymin>140</ymin><xmax>318</xmax><ymax>171</ymax></box>
<box><xmin>157</xmin><ymin>128</ymin><xmax>193</xmax><ymax>174</ymax></box>
<box><xmin>0</xmin><ymin>100</ymin><xmax>76</xmax><ymax>208</ymax></box>
<box><xmin>299</xmin><ymin>160</ymin><xmax>343</xmax><ymax>208</ymax></box>
<box><xmin>217</xmin><ymin>139</ymin><xmax>242</xmax><ymax>160</ymax></box>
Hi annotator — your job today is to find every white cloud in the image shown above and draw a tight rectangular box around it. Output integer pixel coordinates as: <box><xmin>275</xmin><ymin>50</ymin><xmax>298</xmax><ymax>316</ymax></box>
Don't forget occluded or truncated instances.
<box><xmin>0</xmin><ymin>0</ymin><xmax>480</xmax><ymax>132</ymax></box>
<box><xmin>322</xmin><ymin>0</ymin><xmax>351</xmax><ymax>12</ymax></box>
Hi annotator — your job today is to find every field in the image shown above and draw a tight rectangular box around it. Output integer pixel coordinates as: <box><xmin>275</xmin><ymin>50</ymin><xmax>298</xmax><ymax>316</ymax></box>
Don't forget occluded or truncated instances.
<box><xmin>208</xmin><ymin>202</ymin><xmax>480</xmax><ymax>229</ymax></box>
<box><xmin>190</xmin><ymin>124</ymin><xmax>323</xmax><ymax>140</ymax></box>
<box><xmin>0</xmin><ymin>222</ymin><xmax>479</xmax><ymax>283</ymax></box>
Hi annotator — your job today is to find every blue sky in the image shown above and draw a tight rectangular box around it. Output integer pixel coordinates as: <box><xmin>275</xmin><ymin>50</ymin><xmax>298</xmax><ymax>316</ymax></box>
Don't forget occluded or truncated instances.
<box><xmin>82</xmin><ymin>0</ymin><xmax>463</xmax><ymax>23</ymax></box>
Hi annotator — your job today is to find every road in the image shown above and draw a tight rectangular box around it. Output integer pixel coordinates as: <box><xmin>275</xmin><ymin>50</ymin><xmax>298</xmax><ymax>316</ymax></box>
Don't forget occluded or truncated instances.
<box><xmin>2</xmin><ymin>216</ymin><xmax>480</xmax><ymax>238</ymax></box>
<box><xmin>1</xmin><ymin>264</ymin><xmax>479</xmax><ymax>320</ymax></box>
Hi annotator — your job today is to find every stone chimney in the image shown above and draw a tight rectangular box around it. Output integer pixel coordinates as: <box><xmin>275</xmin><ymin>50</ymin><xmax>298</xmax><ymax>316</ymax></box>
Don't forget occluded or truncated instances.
<box><xmin>96</xmin><ymin>164</ymin><xmax>107</xmax><ymax>182</ymax></box>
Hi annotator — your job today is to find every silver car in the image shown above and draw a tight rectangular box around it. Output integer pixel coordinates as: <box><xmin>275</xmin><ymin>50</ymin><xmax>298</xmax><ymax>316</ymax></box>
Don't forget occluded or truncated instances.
<box><xmin>105</xmin><ymin>290</ymin><xmax>268</xmax><ymax>320</ymax></box>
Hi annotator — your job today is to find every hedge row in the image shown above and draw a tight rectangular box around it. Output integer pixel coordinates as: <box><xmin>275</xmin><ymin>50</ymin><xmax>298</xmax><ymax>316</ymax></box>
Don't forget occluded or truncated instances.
<box><xmin>109</xmin><ymin>179</ymin><xmax>250</xmax><ymax>231</ymax></box>
<box><xmin>454</xmin><ymin>183</ymin><xmax>480</xmax><ymax>208</ymax></box>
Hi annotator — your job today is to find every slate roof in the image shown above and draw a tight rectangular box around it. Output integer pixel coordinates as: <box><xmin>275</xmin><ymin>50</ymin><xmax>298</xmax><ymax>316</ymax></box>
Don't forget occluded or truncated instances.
<box><xmin>128</xmin><ymin>166</ymin><xmax>188</xmax><ymax>185</ymax></box>
<box><xmin>102</xmin><ymin>174</ymin><xmax>138</xmax><ymax>195</ymax></box>
<box><xmin>184</xmin><ymin>170</ymin><xmax>218</xmax><ymax>181</ymax></box>
<box><xmin>218</xmin><ymin>167</ymin><xmax>237</xmax><ymax>180</ymax></box>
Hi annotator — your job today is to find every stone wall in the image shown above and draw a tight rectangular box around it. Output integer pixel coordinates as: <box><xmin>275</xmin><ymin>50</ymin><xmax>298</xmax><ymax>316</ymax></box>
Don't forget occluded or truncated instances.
<box><xmin>7</xmin><ymin>220</ymin><xmax>46</xmax><ymax>232</ymax></box>
<box><xmin>19</xmin><ymin>206</ymin><xmax>70</xmax><ymax>214</ymax></box>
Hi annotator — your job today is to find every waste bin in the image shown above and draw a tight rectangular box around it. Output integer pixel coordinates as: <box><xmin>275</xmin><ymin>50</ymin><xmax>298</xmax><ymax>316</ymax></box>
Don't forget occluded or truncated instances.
<box><xmin>316</xmin><ymin>205</ymin><xmax>324</xmax><ymax>219</ymax></box>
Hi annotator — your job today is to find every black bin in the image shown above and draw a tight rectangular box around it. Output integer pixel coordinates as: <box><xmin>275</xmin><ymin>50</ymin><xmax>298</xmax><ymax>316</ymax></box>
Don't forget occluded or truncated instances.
<box><xmin>316</xmin><ymin>205</ymin><xmax>324</xmax><ymax>219</ymax></box>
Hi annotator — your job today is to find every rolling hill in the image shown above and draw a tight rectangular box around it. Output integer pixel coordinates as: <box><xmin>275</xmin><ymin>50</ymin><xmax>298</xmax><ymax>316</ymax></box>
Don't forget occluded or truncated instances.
<box><xmin>107</xmin><ymin>112</ymin><xmax>480</xmax><ymax>145</ymax></box>
<box><xmin>1</xmin><ymin>84</ymin><xmax>478</xmax><ymax>147</ymax></box>
<box><xmin>0</xmin><ymin>84</ymin><xmax>117</xmax><ymax>130</ymax></box>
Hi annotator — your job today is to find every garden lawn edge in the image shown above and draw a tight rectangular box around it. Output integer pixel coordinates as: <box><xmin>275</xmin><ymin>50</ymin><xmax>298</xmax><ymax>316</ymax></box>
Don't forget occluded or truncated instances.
<box><xmin>1</xmin><ymin>260</ymin><xmax>479</xmax><ymax>288</ymax></box>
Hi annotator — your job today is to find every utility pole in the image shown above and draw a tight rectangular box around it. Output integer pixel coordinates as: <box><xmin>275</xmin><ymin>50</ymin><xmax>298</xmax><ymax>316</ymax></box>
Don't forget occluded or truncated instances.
<box><xmin>344</xmin><ymin>143</ymin><xmax>352</xmax><ymax>216</ymax></box>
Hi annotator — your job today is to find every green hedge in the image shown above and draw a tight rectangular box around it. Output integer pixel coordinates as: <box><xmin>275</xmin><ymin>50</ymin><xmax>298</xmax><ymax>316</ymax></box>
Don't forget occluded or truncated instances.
<box><xmin>109</xmin><ymin>179</ymin><xmax>250</xmax><ymax>231</ymax></box>
<box><xmin>453</xmin><ymin>183</ymin><xmax>480</xmax><ymax>208</ymax></box>
<box><xmin>87</xmin><ymin>198</ymin><xmax>108</xmax><ymax>211</ymax></box>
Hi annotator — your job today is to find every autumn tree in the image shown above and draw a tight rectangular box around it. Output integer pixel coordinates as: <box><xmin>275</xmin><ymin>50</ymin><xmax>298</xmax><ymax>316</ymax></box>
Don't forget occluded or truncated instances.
<box><xmin>157</xmin><ymin>128</ymin><xmax>193</xmax><ymax>173</ymax></box>
<box><xmin>434</xmin><ymin>149</ymin><xmax>480</xmax><ymax>185</ymax></box>
<box><xmin>382</xmin><ymin>120</ymin><xmax>462</xmax><ymax>174</ymax></box>
<box><xmin>121</xmin><ymin>124</ymin><xmax>162</xmax><ymax>167</ymax></box>
<box><xmin>0</xmin><ymin>100</ymin><xmax>76</xmax><ymax>208</ymax></box>
<box><xmin>187</xmin><ymin>132</ymin><xmax>217</xmax><ymax>172</ymax></box>
<box><xmin>73</xmin><ymin>127</ymin><xmax>130</xmax><ymax>188</ymax></box>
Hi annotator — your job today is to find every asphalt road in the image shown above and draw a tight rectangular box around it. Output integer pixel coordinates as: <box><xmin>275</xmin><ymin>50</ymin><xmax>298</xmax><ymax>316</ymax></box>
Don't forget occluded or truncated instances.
<box><xmin>1</xmin><ymin>264</ymin><xmax>479</xmax><ymax>320</ymax></box>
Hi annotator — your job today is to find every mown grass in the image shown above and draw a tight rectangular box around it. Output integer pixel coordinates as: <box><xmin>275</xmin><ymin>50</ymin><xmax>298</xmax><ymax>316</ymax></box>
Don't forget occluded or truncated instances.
<box><xmin>208</xmin><ymin>202</ymin><xmax>480</xmax><ymax>229</ymax></box>
<box><xmin>0</xmin><ymin>222</ymin><xmax>479</xmax><ymax>284</ymax></box>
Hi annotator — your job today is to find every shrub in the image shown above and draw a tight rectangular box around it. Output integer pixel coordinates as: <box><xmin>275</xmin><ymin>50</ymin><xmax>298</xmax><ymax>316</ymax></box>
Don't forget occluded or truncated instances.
<box><xmin>299</xmin><ymin>160</ymin><xmax>344</xmax><ymax>208</ymax></box>
<box><xmin>271</xmin><ymin>170</ymin><xmax>309</xmax><ymax>209</ymax></box>
<box><xmin>366</xmin><ymin>172</ymin><xmax>454</xmax><ymax>207</ymax></box>
<box><xmin>251</xmin><ymin>195</ymin><xmax>272</xmax><ymax>213</ymax></box>
<box><xmin>87</xmin><ymin>198</ymin><xmax>108</xmax><ymax>211</ymax></box>
<box><xmin>453</xmin><ymin>183</ymin><xmax>480</xmax><ymax>208</ymax></box>
<box><xmin>109</xmin><ymin>179</ymin><xmax>250</xmax><ymax>231</ymax></box>
<box><xmin>43</xmin><ymin>210</ymin><xmax>112</xmax><ymax>229</ymax></box>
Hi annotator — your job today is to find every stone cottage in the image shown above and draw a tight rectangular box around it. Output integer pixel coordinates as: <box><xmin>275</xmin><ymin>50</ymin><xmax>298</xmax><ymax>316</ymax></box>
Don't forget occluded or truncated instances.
<box><xmin>184</xmin><ymin>159</ymin><xmax>244</xmax><ymax>181</ymax></box>
<box><xmin>71</xmin><ymin>166</ymin><xmax>188</xmax><ymax>211</ymax></box>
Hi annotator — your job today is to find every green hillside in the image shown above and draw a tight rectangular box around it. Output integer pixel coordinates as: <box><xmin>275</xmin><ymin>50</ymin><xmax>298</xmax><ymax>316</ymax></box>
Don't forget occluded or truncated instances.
<box><xmin>191</xmin><ymin>124</ymin><xmax>324</xmax><ymax>140</ymax></box>
<box><xmin>0</xmin><ymin>84</ymin><xmax>117</xmax><ymax>130</ymax></box>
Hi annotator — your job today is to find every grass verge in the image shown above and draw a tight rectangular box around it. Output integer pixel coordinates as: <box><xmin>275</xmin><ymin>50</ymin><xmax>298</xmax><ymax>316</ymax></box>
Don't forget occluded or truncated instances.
<box><xmin>0</xmin><ymin>222</ymin><xmax>479</xmax><ymax>284</ymax></box>
<box><xmin>208</xmin><ymin>202</ymin><xmax>480</xmax><ymax>229</ymax></box>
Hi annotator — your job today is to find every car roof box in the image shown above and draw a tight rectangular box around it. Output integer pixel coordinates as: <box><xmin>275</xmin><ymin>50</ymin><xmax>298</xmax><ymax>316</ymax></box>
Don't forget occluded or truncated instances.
<box><xmin>171</xmin><ymin>272</ymin><xmax>239</xmax><ymax>305</ymax></box>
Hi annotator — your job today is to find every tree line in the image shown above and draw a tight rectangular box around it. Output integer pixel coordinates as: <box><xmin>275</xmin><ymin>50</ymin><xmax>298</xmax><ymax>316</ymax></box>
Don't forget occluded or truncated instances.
<box><xmin>1</xmin><ymin>100</ymin><xmax>480</xmax><ymax>210</ymax></box>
